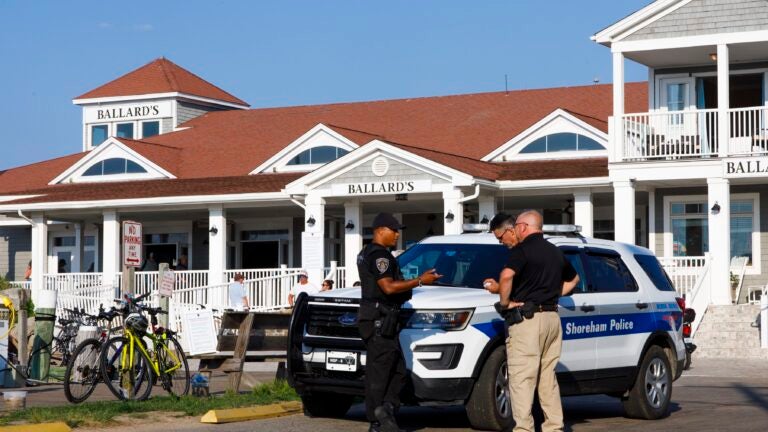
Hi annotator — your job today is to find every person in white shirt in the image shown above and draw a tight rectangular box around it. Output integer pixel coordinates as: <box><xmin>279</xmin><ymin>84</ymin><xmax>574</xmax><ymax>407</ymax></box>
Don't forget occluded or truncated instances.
<box><xmin>228</xmin><ymin>273</ymin><xmax>250</xmax><ymax>310</ymax></box>
<box><xmin>288</xmin><ymin>270</ymin><xmax>319</xmax><ymax>306</ymax></box>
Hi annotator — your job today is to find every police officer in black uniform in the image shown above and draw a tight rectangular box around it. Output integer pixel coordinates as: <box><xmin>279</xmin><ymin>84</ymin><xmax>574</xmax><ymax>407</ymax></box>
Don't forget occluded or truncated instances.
<box><xmin>358</xmin><ymin>213</ymin><xmax>442</xmax><ymax>432</ymax></box>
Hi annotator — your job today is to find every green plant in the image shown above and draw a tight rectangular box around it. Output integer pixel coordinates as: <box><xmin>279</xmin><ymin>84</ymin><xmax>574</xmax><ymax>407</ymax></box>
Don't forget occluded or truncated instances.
<box><xmin>730</xmin><ymin>272</ymin><xmax>739</xmax><ymax>287</ymax></box>
<box><xmin>0</xmin><ymin>276</ymin><xmax>9</xmax><ymax>291</ymax></box>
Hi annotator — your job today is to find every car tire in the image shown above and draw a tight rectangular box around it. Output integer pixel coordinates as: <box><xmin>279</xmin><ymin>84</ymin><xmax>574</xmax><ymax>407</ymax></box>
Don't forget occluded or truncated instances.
<box><xmin>683</xmin><ymin>351</ymin><xmax>692</xmax><ymax>371</ymax></box>
<box><xmin>622</xmin><ymin>345</ymin><xmax>672</xmax><ymax>419</ymax></box>
<box><xmin>301</xmin><ymin>392</ymin><xmax>354</xmax><ymax>418</ymax></box>
<box><xmin>465</xmin><ymin>346</ymin><xmax>513</xmax><ymax>431</ymax></box>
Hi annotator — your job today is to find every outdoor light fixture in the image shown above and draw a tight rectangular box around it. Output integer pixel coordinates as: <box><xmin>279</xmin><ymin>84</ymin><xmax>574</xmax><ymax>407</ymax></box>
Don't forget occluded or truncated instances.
<box><xmin>345</xmin><ymin>220</ymin><xmax>355</xmax><ymax>231</ymax></box>
<box><xmin>709</xmin><ymin>52</ymin><xmax>717</xmax><ymax>61</ymax></box>
<box><xmin>711</xmin><ymin>202</ymin><xmax>721</xmax><ymax>214</ymax></box>
<box><xmin>307</xmin><ymin>215</ymin><xmax>316</xmax><ymax>226</ymax></box>
<box><xmin>445</xmin><ymin>211</ymin><xmax>455</xmax><ymax>222</ymax></box>
<box><xmin>209</xmin><ymin>226</ymin><xmax>218</xmax><ymax>235</ymax></box>
<box><xmin>480</xmin><ymin>215</ymin><xmax>489</xmax><ymax>224</ymax></box>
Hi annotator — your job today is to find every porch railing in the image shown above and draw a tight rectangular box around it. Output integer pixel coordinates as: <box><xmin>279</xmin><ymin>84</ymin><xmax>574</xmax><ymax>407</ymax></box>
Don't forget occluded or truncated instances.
<box><xmin>8</xmin><ymin>281</ymin><xmax>31</xmax><ymax>290</ymax></box>
<box><xmin>728</xmin><ymin>106</ymin><xmax>768</xmax><ymax>155</ymax></box>
<box><xmin>224</xmin><ymin>266</ymin><xmax>303</xmax><ymax>283</ymax></box>
<box><xmin>658</xmin><ymin>255</ymin><xmax>709</xmax><ymax>299</ymax></box>
<box><xmin>131</xmin><ymin>270</ymin><xmax>209</xmax><ymax>296</ymax></box>
<box><xmin>621</xmin><ymin>109</ymin><xmax>719</xmax><ymax>161</ymax></box>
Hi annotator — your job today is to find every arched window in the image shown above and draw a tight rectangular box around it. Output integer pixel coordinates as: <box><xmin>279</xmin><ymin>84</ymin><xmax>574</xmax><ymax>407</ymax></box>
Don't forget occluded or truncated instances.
<box><xmin>519</xmin><ymin>133</ymin><xmax>604</xmax><ymax>154</ymax></box>
<box><xmin>82</xmin><ymin>158</ymin><xmax>147</xmax><ymax>176</ymax></box>
<box><xmin>287</xmin><ymin>146</ymin><xmax>349</xmax><ymax>165</ymax></box>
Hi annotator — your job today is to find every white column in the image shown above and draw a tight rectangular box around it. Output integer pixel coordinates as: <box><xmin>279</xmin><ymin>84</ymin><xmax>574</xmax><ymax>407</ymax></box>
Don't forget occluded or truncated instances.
<box><xmin>344</xmin><ymin>200</ymin><xmax>363</xmax><ymax>287</ymax></box>
<box><xmin>717</xmin><ymin>44</ymin><xmax>730</xmax><ymax>157</ymax></box>
<box><xmin>30</xmin><ymin>214</ymin><xmax>48</xmax><ymax>299</ymax></box>
<box><xmin>707</xmin><ymin>178</ymin><xmax>731</xmax><ymax>305</ymax></box>
<box><xmin>573</xmin><ymin>189</ymin><xmax>593</xmax><ymax>238</ymax></box>
<box><xmin>102</xmin><ymin>210</ymin><xmax>120</xmax><ymax>288</ymax></box>
<box><xmin>74</xmin><ymin>222</ymin><xmax>85</xmax><ymax>272</ymax></box>
<box><xmin>302</xmin><ymin>193</ymin><xmax>325</xmax><ymax>283</ymax></box>
<box><xmin>648</xmin><ymin>188</ymin><xmax>656</xmax><ymax>254</ymax></box>
<box><xmin>478</xmin><ymin>195</ymin><xmax>497</xmax><ymax>225</ymax></box>
<box><xmin>613</xmin><ymin>180</ymin><xmax>635</xmax><ymax>244</ymax></box>
<box><xmin>443</xmin><ymin>188</ymin><xmax>464</xmax><ymax>235</ymax></box>
<box><xmin>208</xmin><ymin>206</ymin><xmax>227</xmax><ymax>287</ymax></box>
<box><xmin>612</xmin><ymin>51</ymin><xmax>625</xmax><ymax>163</ymax></box>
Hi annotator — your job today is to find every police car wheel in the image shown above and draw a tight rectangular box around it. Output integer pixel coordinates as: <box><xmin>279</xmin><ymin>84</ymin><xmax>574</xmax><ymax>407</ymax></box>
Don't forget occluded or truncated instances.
<box><xmin>301</xmin><ymin>392</ymin><xmax>354</xmax><ymax>418</ymax></box>
<box><xmin>623</xmin><ymin>345</ymin><xmax>672</xmax><ymax>420</ymax></box>
<box><xmin>465</xmin><ymin>346</ymin><xmax>513</xmax><ymax>431</ymax></box>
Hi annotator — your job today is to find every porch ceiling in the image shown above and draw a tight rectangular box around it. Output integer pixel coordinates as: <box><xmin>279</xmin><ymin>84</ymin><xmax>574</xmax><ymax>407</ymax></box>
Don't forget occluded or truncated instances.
<box><xmin>625</xmin><ymin>41</ymin><xmax>768</xmax><ymax>69</ymax></box>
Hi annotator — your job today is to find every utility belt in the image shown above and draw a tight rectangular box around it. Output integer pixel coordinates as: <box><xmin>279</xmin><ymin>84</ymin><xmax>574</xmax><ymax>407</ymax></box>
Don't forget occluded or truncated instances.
<box><xmin>360</xmin><ymin>300</ymin><xmax>401</xmax><ymax>337</ymax></box>
<box><xmin>494</xmin><ymin>301</ymin><xmax>558</xmax><ymax>326</ymax></box>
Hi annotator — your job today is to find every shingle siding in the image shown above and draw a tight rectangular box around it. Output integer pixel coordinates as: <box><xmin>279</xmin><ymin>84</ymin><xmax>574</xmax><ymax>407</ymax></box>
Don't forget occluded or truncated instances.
<box><xmin>0</xmin><ymin>226</ymin><xmax>31</xmax><ymax>281</ymax></box>
<box><xmin>625</xmin><ymin>0</ymin><xmax>768</xmax><ymax>41</ymax></box>
<box><xmin>176</xmin><ymin>101</ymin><xmax>225</xmax><ymax>126</ymax></box>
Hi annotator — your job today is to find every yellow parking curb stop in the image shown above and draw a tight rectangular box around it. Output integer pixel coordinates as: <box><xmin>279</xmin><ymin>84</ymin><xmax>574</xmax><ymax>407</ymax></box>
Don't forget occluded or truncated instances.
<box><xmin>200</xmin><ymin>400</ymin><xmax>302</xmax><ymax>424</ymax></box>
<box><xmin>0</xmin><ymin>422</ymin><xmax>71</xmax><ymax>432</ymax></box>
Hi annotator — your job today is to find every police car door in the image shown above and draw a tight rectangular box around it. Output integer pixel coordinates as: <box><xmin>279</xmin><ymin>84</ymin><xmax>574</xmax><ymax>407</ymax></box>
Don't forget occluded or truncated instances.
<box><xmin>556</xmin><ymin>246</ymin><xmax>597</xmax><ymax>390</ymax></box>
<box><xmin>582</xmin><ymin>247</ymin><xmax>646</xmax><ymax>386</ymax></box>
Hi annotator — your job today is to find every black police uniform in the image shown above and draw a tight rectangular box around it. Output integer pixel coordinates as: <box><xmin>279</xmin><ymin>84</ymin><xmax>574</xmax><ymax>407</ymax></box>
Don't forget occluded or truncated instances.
<box><xmin>357</xmin><ymin>242</ymin><xmax>411</xmax><ymax>425</ymax></box>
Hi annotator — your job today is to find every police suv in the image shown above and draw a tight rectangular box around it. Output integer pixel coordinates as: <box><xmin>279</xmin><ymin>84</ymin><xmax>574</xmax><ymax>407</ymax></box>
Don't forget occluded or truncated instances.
<box><xmin>287</xmin><ymin>226</ymin><xmax>686</xmax><ymax>431</ymax></box>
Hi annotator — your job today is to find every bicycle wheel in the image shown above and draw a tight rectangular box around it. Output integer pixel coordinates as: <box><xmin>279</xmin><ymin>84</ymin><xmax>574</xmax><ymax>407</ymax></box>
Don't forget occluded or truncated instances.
<box><xmin>100</xmin><ymin>336</ymin><xmax>153</xmax><ymax>401</ymax></box>
<box><xmin>64</xmin><ymin>338</ymin><xmax>102</xmax><ymax>403</ymax></box>
<box><xmin>157</xmin><ymin>335</ymin><xmax>190</xmax><ymax>397</ymax></box>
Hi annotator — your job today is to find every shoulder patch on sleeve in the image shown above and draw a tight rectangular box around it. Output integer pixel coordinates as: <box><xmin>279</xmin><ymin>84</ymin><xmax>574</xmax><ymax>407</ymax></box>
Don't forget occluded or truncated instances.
<box><xmin>375</xmin><ymin>257</ymin><xmax>390</xmax><ymax>274</ymax></box>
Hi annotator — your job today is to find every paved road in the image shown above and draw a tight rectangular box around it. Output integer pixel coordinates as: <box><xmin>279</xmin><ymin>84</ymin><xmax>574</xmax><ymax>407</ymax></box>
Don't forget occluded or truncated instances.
<box><xmin>74</xmin><ymin>357</ymin><xmax>768</xmax><ymax>432</ymax></box>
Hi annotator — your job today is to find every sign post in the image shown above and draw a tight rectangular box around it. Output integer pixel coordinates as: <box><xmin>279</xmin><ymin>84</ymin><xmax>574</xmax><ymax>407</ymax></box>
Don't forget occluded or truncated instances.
<box><xmin>122</xmin><ymin>221</ymin><xmax>142</xmax><ymax>297</ymax></box>
<box><xmin>158</xmin><ymin>263</ymin><xmax>174</xmax><ymax>328</ymax></box>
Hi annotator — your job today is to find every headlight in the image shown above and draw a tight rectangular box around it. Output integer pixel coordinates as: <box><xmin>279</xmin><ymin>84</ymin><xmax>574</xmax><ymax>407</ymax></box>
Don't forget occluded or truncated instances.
<box><xmin>404</xmin><ymin>309</ymin><xmax>474</xmax><ymax>331</ymax></box>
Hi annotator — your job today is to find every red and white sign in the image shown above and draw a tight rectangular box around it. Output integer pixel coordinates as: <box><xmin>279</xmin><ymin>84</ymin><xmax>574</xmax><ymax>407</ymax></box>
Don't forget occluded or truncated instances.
<box><xmin>122</xmin><ymin>221</ymin><xmax>143</xmax><ymax>267</ymax></box>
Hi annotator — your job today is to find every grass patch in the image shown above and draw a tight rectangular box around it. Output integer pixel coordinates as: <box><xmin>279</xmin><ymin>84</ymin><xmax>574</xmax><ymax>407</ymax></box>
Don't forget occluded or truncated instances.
<box><xmin>0</xmin><ymin>379</ymin><xmax>299</xmax><ymax>427</ymax></box>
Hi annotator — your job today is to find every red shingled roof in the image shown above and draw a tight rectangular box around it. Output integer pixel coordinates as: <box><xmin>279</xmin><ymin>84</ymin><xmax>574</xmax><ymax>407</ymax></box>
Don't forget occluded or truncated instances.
<box><xmin>74</xmin><ymin>58</ymin><xmax>249</xmax><ymax>107</ymax></box>
<box><xmin>2</xmin><ymin>80</ymin><xmax>646</xmax><ymax>203</ymax></box>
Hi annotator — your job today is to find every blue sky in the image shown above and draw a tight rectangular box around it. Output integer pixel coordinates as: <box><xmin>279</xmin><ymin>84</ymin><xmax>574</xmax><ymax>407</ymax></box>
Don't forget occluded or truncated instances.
<box><xmin>0</xmin><ymin>0</ymin><xmax>650</xmax><ymax>170</ymax></box>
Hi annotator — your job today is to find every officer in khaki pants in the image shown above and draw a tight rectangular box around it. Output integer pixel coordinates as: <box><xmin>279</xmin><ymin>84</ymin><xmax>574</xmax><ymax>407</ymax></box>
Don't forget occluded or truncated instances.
<box><xmin>484</xmin><ymin>211</ymin><xmax>579</xmax><ymax>432</ymax></box>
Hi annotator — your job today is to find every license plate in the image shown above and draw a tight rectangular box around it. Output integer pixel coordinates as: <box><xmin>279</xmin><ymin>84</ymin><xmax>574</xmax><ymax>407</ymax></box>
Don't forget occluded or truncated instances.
<box><xmin>326</xmin><ymin>350</ymin><xmax>358</xmax><ymax>372</ymax></box>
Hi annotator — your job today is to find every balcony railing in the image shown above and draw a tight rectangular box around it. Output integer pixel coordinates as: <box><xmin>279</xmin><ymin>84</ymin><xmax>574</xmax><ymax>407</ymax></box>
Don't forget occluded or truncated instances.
<box><xmin>620</xmin><ymin>106</ymin><xmax>768</xmax><ymax>161</ymax></box>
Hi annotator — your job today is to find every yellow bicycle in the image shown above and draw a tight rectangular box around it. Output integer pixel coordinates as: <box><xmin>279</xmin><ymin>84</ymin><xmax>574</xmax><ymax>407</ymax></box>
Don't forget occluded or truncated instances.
<box><xmin>100</xmin><ymin>295</ymin><xmax>190</xmax><ymax>400</ymax></box>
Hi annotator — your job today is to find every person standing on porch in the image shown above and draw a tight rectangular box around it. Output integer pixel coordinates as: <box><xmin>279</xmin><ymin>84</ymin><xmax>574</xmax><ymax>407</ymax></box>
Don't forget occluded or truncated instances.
<box><xmin>228</xmin><ymin>273</ymin><xmax>250</xmax><ymax>310</ymax></box>
<box><xmin>288</xmin><ymin>270</ymin><xmax>318</xmax><ymax>306</ymax></box>
<box><xmin>24</xmin><ymin>261</ymin><xmax>32</xmax><ymax>281</ymax></box>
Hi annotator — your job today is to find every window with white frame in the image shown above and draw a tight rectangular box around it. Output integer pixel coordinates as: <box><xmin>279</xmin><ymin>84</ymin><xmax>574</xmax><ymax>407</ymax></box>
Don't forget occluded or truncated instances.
<box><xmin>286</xmin><ymin>146</ymin><xmax>349</xmax><ymax>165</ymax></box>
<box><xmin>116</xmin><ymin>123</ymin><xmax>134</xmax><ymax>139</ymax></box>
<box><xmin>669</xmin><ymin>198</ymin><xmax>755</xmax><ymax>263</ymax></box>
<box><xmin>142</xmin><ymin>120</ymin><xmax>160</xmax><ymax>138</ymax></box>
<box><xmin>82</xmin><ymin>158</ymin><xmax>147</xmax><ymax>176</ymax></box>
<box><xmin>91</xmin><ymin>124</ymin><xmax>109</xmax><ymax>147</ymax></box>
<box><xmin>518</xmin><ymin>133</ymin><xmax>604</xmax><ymax>154</ymax></box>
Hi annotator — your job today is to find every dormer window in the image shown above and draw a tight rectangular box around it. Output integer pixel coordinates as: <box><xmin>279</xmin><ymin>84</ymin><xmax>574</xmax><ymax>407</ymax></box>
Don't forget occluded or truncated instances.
<box><xmin>82</xmin><ymin>158</ymin><xmax>147</xmax><ymax>176</ymax></box>
<box><xmin>91</xmin><ymin>125</ymin><xmax>109</xmax><ymax>147</ymax></box>
<box><xmin>142</xmin><ymin>121</ymin><xmax>160</xmax><ymax>138</ymax></box>
<box><xmin>287</xmin><ymin>146</ymin><xmax>349</xmax><ymax>165</ymax></box>
<box><xmin>116</xmin><ymin>123</ymin><xmax>134</xmax><ymax>139</ymax></box>
<box><xmin>519</xmin><ymin>133</ymin><xmax>604</xmax><ymax>154</ymax></box>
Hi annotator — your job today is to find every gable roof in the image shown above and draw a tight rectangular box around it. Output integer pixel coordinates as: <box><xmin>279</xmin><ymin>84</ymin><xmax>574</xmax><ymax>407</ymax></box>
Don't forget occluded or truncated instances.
<box><xmin>74</xmin><ymin>58</ymin><xmax>249</xmax><ymax>107</ymax></box>
<box><xmin>0</xmin><ymin>152</ymin><xmax>87</xmax><ymax>194</ymax></box>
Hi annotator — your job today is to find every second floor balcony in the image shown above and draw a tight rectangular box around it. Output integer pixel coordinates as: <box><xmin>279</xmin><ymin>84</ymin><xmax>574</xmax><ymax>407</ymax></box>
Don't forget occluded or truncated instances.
<box><xmin>619</xmin><ymin>105</ymin><xmax>768</xmax><ymax>162</ymax></box>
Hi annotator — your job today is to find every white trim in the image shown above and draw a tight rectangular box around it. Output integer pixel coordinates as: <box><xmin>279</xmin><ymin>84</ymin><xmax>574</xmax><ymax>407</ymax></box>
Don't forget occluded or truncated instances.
<box><xmin>662</xmin><ymin>192</ymin><xmax>761</xmax><ymax>275</ymax></box>
<box><xmin>613</xmin><ymin>30</ymin><xmax>768</xmax><ymax>53</ymax></box>
<box><xmin>0</xmin><ymin>218</ymin><xmax>30</xmax><ymax>226</ymax></box>
<box><xmin>497</xmin><ymin>177</ymin><xmax>611</xmax><ymax>190</ymax></box>
<box><xmin>592</xmin><ymin>0</ymin><xmax>683</xmax><ymax>45</ymax></box>
<box><xmin>250</xmin><ymin>124</ymin><xmax>360</xmax><ymax>174</ymax></box>
<box><xmin>73</xmin><ymin>92</ymin><xmax>248</xmax><ymax>110</ymax></box>
<box><xmin>0</xmin><ymin>191</ymin><xmax>290</xmax><ymax>212</ymax></box>
<box><xmin>284</xmin><ymin>140</ymin><xmax>475</xmax><ymax>195</ymax></box>
<box><xmin>0</xmin><ymin>195</ymin><xmax>39</xmax><ymax>204</ymax></box>
<box><xmin>481</xmin><ymin>109</ymin><xmax>608</xmax><ymax>162</ymax></box>
<box><xmin>49</xmin><ymin>138</ymin><xmax>176</xmax><ymax>185</ymax></box>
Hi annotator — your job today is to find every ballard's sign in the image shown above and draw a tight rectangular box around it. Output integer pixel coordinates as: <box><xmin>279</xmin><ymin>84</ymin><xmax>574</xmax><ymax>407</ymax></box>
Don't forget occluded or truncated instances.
<box><xmin>724</xmin><ymin>157</ymin><xmax>768</xmax><ymax>178</ymax></box>
<box><xmin>331</xmin><ymin>179</ymin><xmax>432</xmax><ymax>196</ymax></box>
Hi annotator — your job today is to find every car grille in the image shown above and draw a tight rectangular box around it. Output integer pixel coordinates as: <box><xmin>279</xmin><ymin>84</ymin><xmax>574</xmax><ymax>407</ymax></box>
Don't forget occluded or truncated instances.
<box><xmin>306</xmin><ymin>305</ymin><xmax>361</xmax><ymax>339</ymax></box>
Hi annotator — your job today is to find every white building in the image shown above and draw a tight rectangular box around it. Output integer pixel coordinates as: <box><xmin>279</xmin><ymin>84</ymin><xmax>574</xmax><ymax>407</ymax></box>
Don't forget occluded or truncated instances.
<box><xmin>1</xmin><ymin>0</ymin><xmax>766</xmax><ymax>317</ymax></box>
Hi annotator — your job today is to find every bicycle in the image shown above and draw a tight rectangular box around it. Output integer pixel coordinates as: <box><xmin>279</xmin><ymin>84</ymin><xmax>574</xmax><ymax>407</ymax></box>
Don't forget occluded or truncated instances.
<box><xmin>101</xmin><ymin>293</ymin><xmax>190</xmax><ymax>400</ymax></box>
<box><xmin>63</xmin><ymin>305</ymin><xmax>122</xmax><ymax>403</ymax></box>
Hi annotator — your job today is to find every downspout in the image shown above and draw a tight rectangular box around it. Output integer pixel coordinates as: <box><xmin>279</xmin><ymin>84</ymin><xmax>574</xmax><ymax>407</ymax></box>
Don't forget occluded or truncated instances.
<box><xmin>457</xmin><ymin>184</ymin><xmax>481</xmax><ymax>204</ymax></box>
<box><xmin>17</xmin><ymin>209</ymin><xmax>34</xmax><ymax>225</ymax></box>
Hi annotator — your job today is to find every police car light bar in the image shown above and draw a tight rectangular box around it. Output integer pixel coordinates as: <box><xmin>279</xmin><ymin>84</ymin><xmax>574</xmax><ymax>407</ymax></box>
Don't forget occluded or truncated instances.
<box><xmin>462</xmin><ymin>223</ymin><xmax>489</xmax><ymax>233</ymax></box>
<box><xmin>542</xmin><ymin>224</ymin><xmax>582</xmax><ymax>233</ymax></box>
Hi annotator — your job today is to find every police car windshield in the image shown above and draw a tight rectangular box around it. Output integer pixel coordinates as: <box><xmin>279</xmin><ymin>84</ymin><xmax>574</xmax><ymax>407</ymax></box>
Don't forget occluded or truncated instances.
<box><xmin>397</xmin><ymin>243</ymin><xmax>509</xmax><ymax>288</ymax></box>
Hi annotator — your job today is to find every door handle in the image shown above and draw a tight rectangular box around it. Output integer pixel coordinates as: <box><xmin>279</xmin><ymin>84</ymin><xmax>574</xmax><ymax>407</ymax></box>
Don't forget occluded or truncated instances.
<box><xmin>580</xmin><ymin>304</ymin><xmax>595</xmax><ymax>312</ymax></box>
<box><xmin>635</xmin><ymin>302</ymin><xmax>649</xmax><ymax>310</ymax></box>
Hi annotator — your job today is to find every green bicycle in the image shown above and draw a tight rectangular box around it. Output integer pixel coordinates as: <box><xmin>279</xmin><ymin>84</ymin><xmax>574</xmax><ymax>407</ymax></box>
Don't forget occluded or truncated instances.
<box><xmin>100</xmin><ymin>294</ymin><xmax>190</xmax><ymax>400</ymax></box>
